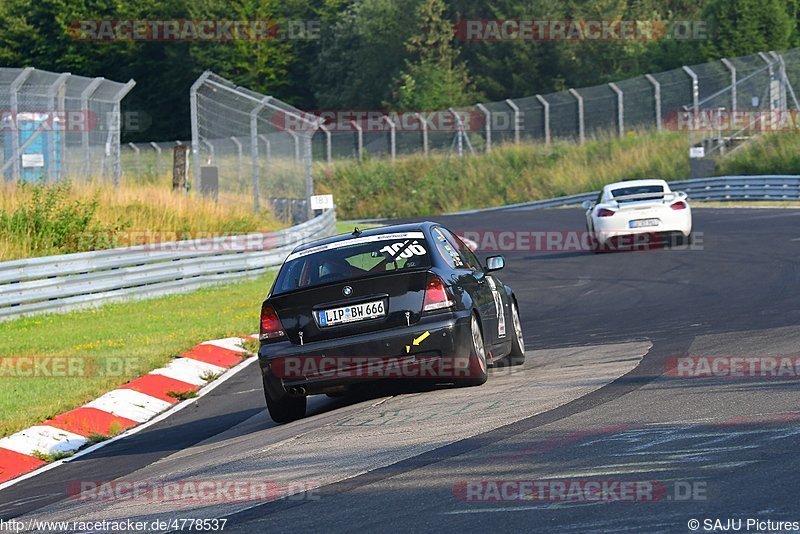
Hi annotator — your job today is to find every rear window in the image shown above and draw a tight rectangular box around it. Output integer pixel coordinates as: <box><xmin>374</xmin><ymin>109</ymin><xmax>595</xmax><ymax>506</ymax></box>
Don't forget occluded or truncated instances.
<box><xmin>272</xmin><ymin>232</ymin><xmax>431</xmax><ymax>295</ymax></box>
<box><xmin>611</xmin><ymin>185</ymin><xmax>664</xmax><ymax>201</ymax></box>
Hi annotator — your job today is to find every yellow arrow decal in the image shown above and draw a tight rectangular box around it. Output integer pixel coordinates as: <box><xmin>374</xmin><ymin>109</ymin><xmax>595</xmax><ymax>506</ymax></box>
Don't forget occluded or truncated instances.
<box><xmin>413</xmin><ymin>331</ymin><xmax>430</xmax><ymax>346</ymax></box>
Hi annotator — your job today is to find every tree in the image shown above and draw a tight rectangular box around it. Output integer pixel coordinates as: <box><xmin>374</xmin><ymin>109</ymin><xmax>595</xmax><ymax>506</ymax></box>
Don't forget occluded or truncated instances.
<box><xmin>391</xmin><ymin>0</ymin><xmax>478</xmax><ymax>110</ymax></box>
<box><xmin>702</xmin><ymin>0</ymin><xmax>795</xmax><ymax>59</ymax></box>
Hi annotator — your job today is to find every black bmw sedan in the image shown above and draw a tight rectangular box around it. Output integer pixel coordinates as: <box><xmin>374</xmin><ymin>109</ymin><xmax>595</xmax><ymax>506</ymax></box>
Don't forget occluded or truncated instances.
<box><xmin>258</xmin><ymin>222</ymin><xmax>525</xmax><ymax>423</ymax></box>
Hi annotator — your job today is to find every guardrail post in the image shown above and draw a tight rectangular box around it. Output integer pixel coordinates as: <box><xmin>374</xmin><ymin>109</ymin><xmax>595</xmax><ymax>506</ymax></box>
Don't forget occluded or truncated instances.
<box><xmin>8</xmin><ymin>68</ymin><xmax>34</xmax><ymax>182</ymax></box>
<box><xmin>505</xmin><ymin>99</ymin><xmax>520</xmax><ymax>144</ymax></box>
<box><xmin>384</xmin><ymin>115</ymin><xmax>396</xmax><ymax>160</ymax></box>
<box><xmin>150</xmin><ymin>142</ymin><xmax>162</xmax><ymax>175</ymax></box>
<box><xmin>46</xmin><ymin>72</ymin><xmax>70</xmax><ymax>183</ymax></box>
<box><xmin>720</xmin><ymin>58</ymin><xmax>737</xmax><ymax>114</ymax></box>
<box><xmin>534</xmin><ymin>95</ymin><xmax>550</xmax><ymax>145</ymax></box>
<box><xmin>645</xmin><ymin>74</ymin><xmax>662</xmax><ymax>131</ymax></box>
<box><xmin>351</xmin><ymin>120</ymin><xmax>363</xmax><ymax>160</ymax></box>
<box><xmin>190</xmin><ymin>71</ymin><xmax>212</xmax><ymax>198</ymax></box>
<box><xmin>414</xmin><ymin>113</ymin><xmax>429</xmax><ymax>156</ymax></box>
<box><xmin>230</xmin><ymin>137</ymin><xmax>243</xmax><ymax>184</ymax></box>
<box><xmin>608</xmin><ymin>83</ymin><xmax>624</xmax><ymax>137</ymax></box>
<box><xmin>568</xmin><ymin>89</ymin><xmax>585</xmax><ymax>144</ymax></box>
<box><xmin>475</xmin><ymin>104</ymin><xmax>491</xmax><ymax>152</ymax></box>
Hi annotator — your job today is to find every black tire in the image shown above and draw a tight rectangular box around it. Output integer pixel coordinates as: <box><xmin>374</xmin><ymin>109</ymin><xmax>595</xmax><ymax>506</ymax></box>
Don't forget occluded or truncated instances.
<box><xmin>501</xmin><ymin>300</ymin><xmax>526</xmax><ymax>366</ymax></box>
<box><xmin>455</xmin><ymin>314</ymin><xmax>488</xmax><ymax>387</ymax></box>
<box><xmin>265</xmin><ymin>390</ymin><xmax>307</xmax><ymax>424</ymax></box>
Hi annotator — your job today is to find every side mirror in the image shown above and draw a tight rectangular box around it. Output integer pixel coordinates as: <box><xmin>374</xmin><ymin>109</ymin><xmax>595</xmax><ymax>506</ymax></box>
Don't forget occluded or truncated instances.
<box><xmin>582</xmin><ymin>200</ymin><xmax>593</xmax><ymax>210</ymax></box>
<box><xmin>485</xmin><ymin>255</ymin><xmax>505</xmax><ymax>272</ymax></box>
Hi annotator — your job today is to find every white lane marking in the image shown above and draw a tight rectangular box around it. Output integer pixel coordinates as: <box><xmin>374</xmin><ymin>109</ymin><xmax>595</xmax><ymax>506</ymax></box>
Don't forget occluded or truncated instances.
<box><xmin>85</xmin><ymin>389</ymin><xmax>172</xmax><ymax>423</ymax></box>
<box><xmin>0</xmin><ymin>426</ymin><xmax>87</xmax><ymax>456</ymax></box>
<box><xmin>0</xmin><ymin>357</ymin><xmax>258</xmax><ymax>491</ymax></box>
<box><xmin>150</xmin><ymin>357</ymin><xmax>226</xmax><ymax>386</ymax></box>
<box><xmin>201</xmin><ymin>337</ymin><xmax>248</xmax><ymax>353</ymax></box>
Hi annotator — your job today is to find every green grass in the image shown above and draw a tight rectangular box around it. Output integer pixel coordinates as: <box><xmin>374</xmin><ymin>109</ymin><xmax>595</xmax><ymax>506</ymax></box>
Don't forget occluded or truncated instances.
<box><xmin>317</xmin><ymin>131</ymin><xmax>690</xmax><ymax>219</ymax></box>
<box><xmin>0</xmin><ymin>271</ymin><xmax>275</xmax><ymax>438</ymax></box>
<box><xmin>317</xmin><ymin>129</ymin><xmax>800</xmax><ymax>220</ymax></box>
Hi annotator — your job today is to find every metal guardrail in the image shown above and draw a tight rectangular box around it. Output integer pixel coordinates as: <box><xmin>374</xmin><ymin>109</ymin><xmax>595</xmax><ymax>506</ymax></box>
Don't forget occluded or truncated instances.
<box><xmin>447</xmin><ymin>175</ymin><xmax>800</xmax><ymax>215</ymax></box>
<box><xmin>0</xmin><ymin>209</ymin><xmax>337</xmax><ymax>321</ymax></box>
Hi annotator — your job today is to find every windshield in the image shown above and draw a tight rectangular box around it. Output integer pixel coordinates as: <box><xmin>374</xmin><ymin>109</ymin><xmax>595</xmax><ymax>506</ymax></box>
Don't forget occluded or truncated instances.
<box><xmin>272</xmin><ymin>232</ymin><xmax>431</xmax><ymax>295</ymax></box>
<box><xmin>610</xmin><ymin>185</ymin><xmax>665</xmax><ymax>201</ymax></box>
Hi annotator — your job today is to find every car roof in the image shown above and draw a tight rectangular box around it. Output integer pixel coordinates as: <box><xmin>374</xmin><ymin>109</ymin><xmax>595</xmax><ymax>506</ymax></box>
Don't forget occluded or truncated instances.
<box><xmin>603</xmin><ymin>179</ymin><xmax>669</xmax><ymax>192</ymax></box>
<box><xmin>291</xmin><ymin>221</ymin><xmax>437</xmax><ymax>253</ymax></box>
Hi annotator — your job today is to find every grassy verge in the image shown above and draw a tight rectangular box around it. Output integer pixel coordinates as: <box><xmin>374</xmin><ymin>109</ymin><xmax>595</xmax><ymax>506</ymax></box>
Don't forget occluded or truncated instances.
<box><xmin>0</xmin><ymin>271</ymin><xmax>275</xmax><ymax>438</ymax></box>
<box><xmin>317</xmin><ymin>131</ymin><xmax>690</xmax><ymax>219</ymax></box>
<box><xmin>0</xmin><ymin>181</ymin><xmax>283</xmax><ymax>261</ymax></box>
<box><xmin>317</xmin><ymin>130</ymin><xmax>800</xmax><ymax>220</ymax></box>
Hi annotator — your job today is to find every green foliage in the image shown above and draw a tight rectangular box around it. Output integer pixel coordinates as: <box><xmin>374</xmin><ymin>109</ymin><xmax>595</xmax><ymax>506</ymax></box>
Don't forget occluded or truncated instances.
<box><xmin>702</xmin><ymin>0</ymin><xmax>794</xmax><ymax>58</ymax></box>
<box><xmin>0</xmin><ymin>183</ymin><xmax>126</xmax><ymax>255</ymax></box>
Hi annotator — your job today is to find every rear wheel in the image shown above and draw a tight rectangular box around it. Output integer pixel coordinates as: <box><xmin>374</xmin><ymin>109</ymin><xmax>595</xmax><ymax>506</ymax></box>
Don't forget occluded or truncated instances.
<box><xmin>264</xmin><ymin>386</ymin><xmax>307</xmax><ymax>424</ymax></box>
<box><xmin>500</xmin><ymin>301</ymin><xmax>525</xmax><ymax>366</ymax></box>
<box><xmin>456</xmin><ymin>314</ymin><xmax>488</xmax><ymax>387</ymax></box>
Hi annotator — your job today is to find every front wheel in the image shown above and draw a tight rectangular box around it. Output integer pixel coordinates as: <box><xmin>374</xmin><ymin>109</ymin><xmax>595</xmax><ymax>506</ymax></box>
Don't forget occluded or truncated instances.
<box><xmin>455</xmin><ymin>314</ymin><xmax>488</xmax><ymax>387</ymax></box>
<box><xmin>498</xmin><ymin>301</ymin><xmax>525</xmax><ymax>367</ymax></box>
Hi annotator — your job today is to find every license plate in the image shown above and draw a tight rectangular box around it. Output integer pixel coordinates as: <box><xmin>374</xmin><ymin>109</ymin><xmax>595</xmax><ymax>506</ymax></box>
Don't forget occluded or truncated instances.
<box><xmin>629</xmin><ymin>218</ymin><xmax>660</xmax><ymax>228</ymax></box>
<box><xmin>317</xmin><ymin>300</ymin><xmax>386</xmax><ymax>326</ymax></box>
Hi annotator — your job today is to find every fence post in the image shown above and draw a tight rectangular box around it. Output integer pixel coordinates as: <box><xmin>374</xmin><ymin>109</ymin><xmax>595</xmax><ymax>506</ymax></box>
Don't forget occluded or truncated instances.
<box><xmin>384</xmin><ymin>115</ymin><xmax>396</xmax><ymax>160</ymax></box>
<box><xmin>8</xmin><ymin>68</ymin><xmax>34</xmax><ymax>182</ymax></box>
<box><xmin>414</xmin><ymin>112</ymin><xmax>429</xmax><ymax>156</ymax></box>
<box><xmin>351</xmin><ymin>120</ymin><xmax>363</xmax><ymax>160</ymax></box>
<box><xmin>645</xmin><ymin>74</ymin><xmax>662</xmax><ymax>131</ymax></box>
<box><xmin>534</xmin><ymin>95</ymin><xmax>550</xmax><ymax>145</ymax></box>
<box><xmin>128</xmin><ymin>142</ymin><xmax>141</xmax><ymax>178</ymax></box>
<box><xmin>110</xmin><ymin>80</ymin><xmax>135</xmax><ymax>188</ymax></box>
<box><xmin>759</xmin><ymin>52</ymin><xmax>779</xmax><ymax>117</ymax></box>
<box><xmin>202</xmin><ymin>140</ymin><xmax>214</xmax><ymax>164</ymax></box>
<box><xmin>771</xmin><ymin>52</ymin><xmax>799</xmax><ymax>110</ymax></box>
<box><xmin>46</xmin><ymin>72</ymin><xmax>70</xmax><ymax>183</ymax></box>
<box><xmin>288</xmin><ymin>131</ymin><xmax>300</xmax><ymax>162</ymax></box>
<box><xmin>319</xmin><ymin>123</ymin><xmax>332</xmax><ymax>166</ymax></box>
<box><xmin>609</xmin><ymin>83</ymin><xmax>624</xmax><ymax>137</ymax></box>
<box><xmin>81</xmin><ymin>78</ymin><xmax>103</xmax><ymax>180</ymax></box>
<box><xmin>150</xmin><ymin>142</ymin><xmax>162</xmax><ymax>175</ymax></box>
<box><xmin>230</xmin><ymin>137</ymin><xmax>243</xmax><ymax>184</ymax></box>
<box><xmin>720</xmin><ymin>58</ymin><xmax>737</xmax><ymax>114</ymax></box>
<box><xmin>249</xmin><ymin>97</ymin><xmax>271</xmax><ymax>212</ymax></box>
<box><xmin>682</xmin><ymin>66</ymin><xmax>699</xmax><ymax>117</ymax></box>
<box><xmin>475</xmin><ymin>104</ymin><xmax>491</xmax><ymax>152</ymax></box>
<box><xmin>190</xmin><ymin>71</ymin><xmax>212</xmax><ymax>198</ymax></box>
<box><xmin>568</xmin><ymin>89</ymin><xmax>585</xmax><ymax>144</ymax></box>
<box><xmin>505</xmin><ymin>99</ymin><xmax>520</xmax><ymax>144</ymax></box>
<box><xmin>769</xmin><ymin>51</ymin><xmax>788</xmax><ymax>111</ymax></box>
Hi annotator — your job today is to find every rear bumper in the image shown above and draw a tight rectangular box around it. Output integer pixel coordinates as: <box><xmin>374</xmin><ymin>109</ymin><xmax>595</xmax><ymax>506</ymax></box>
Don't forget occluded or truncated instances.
<box><xmin>259</xmin><ymin>310</ymin><xmax>474</xmax><ymax>398</ymax></box>
<box><xmin>593</xmin><ymin>209</ymin><xmax>692</xmax><ymax>246</ymax></box>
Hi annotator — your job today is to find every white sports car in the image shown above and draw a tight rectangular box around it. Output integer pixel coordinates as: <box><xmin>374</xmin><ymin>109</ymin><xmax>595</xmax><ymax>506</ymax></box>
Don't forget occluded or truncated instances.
<box><xmin>583</xmin><ymin>179</ymin><xmax>692</xmax><ymax>250</ymax></box>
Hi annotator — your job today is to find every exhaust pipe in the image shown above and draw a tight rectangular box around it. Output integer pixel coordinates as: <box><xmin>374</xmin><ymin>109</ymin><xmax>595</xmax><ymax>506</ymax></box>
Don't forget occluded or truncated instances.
<box><xmin>288</xmin><ymin>386</ymin><xmax>306</xmax><ymax>397</ymax></box>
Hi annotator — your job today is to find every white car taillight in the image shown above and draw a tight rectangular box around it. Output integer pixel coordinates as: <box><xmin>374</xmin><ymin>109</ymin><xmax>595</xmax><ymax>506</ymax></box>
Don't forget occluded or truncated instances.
<box><xmin>670</xmin><ymin>201</ymin><xmax>688</xmax><ymax>210</ymax></box>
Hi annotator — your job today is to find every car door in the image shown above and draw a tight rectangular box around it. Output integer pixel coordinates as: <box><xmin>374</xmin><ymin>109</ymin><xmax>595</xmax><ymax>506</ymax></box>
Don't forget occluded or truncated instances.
<box><xmin>435</xmin><ymin>227</ymin><xmax>500</xmax><ymax>349</ymax></box>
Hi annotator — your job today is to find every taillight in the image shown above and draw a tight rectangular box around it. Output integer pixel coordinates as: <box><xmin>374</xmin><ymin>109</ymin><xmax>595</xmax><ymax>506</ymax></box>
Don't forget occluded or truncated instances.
<box><xmin>670</xmin><ymin>201</ymin><xmax>687</xmax><ymax>210</ymax></box>
<box><xmin>260</xmin><ymin>305</ymin><xmax>286</xmax><ymax>340</ymax></box>
<box><xmin>597</xmin><ymin>208</ymin><xmax>616</xmax><ymax>217</ymax></box>
<box><xmin>422</xmin><ymin>274</ymin><xmax>454</xmax><ymax>312</ymax></box>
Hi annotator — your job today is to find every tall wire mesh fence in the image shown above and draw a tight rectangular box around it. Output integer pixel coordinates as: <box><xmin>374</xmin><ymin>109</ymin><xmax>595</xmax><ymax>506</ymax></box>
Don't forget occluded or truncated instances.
<box><xmin>0</xmin><ymin>67</ymin><xmax>134</xmax><ymax>185</ymax></box>
<box><xmin>119</xmin><ymin>48</ymin><xmax>800</xmax><ymax>216</ymax></box>
<box><xmin>190</xmin><ymin>71</ymin><xmax>318</xmax><ymax>223</ymax></box>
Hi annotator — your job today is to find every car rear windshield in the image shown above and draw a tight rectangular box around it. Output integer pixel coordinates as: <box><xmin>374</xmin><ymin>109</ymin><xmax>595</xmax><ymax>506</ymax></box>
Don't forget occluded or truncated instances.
<box><xmin>272</xmin><ymin>232</ymin><xmax>431</xmax><ymax>295</ymax></box>
<box><xmin>611</xmin><ymin>185</ymin><xmax>665</xmax><ymax>201</ymax></box>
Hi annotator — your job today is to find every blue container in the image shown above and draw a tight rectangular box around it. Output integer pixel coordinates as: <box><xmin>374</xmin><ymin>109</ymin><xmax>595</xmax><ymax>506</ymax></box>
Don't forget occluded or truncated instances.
<box><xmin>3</xmin><ymin>112</ymin><xmax>62</xmax><ymax>182</ymax></box>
